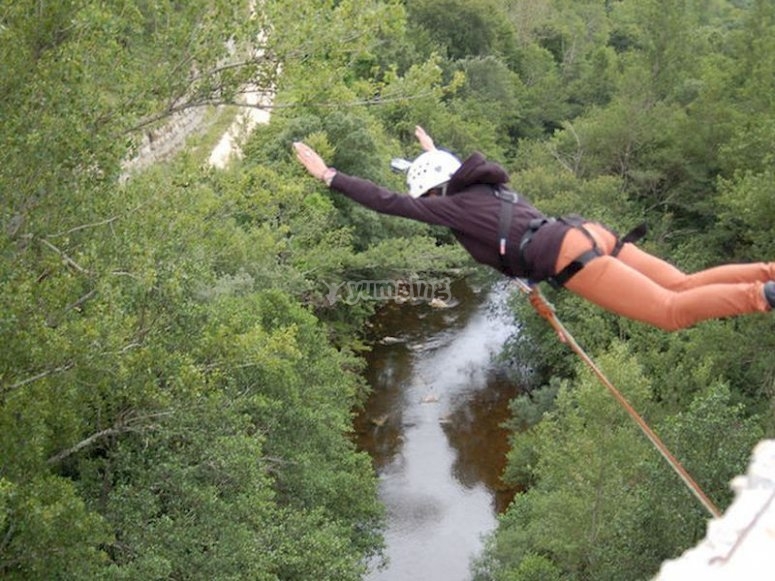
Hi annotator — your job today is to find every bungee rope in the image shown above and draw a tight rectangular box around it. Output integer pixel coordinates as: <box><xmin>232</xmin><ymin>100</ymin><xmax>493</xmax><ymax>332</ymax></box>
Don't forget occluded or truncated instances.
<box><xmin>513</xmin><ymin>278</ymin><xmax>722</xmax><ymax>519</ymax></box>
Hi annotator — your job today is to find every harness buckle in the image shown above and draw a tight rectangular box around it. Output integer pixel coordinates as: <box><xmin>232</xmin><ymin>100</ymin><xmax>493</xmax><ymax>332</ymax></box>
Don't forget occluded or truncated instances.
<box><xmin>493</xmin><ymin>187</ymin><xmax>519</xmax><ymax>204</ymax></box>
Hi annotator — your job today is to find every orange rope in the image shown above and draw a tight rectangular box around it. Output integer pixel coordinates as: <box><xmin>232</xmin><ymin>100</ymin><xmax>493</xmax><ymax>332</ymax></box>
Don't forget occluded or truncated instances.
<box><xmin>513</xmin><ymin>278</ymin><xmax>722</xmax><ymax>519</ymax></box>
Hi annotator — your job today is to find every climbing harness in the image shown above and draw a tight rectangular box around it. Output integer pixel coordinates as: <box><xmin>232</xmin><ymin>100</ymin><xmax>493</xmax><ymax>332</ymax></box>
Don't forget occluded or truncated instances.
<box><xmin>493</xmin><ymin>184</ymin><xmax>647</xmax><ymax>285</ymax></box>
<box><xmin>513</xmin><ymin>278</ymin><xmax>722</xmax><ymax>519</ymax></box>
<box><xmin>524</xmin><ymin>216</ymin><xmax>605</xmax><ymax>288</ymax></box>
<box><xmin>547</xmin><ymin>218</ymin><xmax>646</xmax><ymax>288</ymax></box>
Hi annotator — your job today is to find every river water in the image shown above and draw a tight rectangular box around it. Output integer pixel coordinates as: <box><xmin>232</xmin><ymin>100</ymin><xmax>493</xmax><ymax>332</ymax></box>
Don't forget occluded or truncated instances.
<box><xmin>354</xmin><ymin>279</ymin><xmax>521</xmax><ymax>581</ymax></box>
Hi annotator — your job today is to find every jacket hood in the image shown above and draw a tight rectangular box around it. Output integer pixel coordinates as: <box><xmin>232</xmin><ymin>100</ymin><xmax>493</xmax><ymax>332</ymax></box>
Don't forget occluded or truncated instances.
<box><xmin>445</xmin><ymin>152</ymin><xmax>509</xmax><ymax>196</ymax></box>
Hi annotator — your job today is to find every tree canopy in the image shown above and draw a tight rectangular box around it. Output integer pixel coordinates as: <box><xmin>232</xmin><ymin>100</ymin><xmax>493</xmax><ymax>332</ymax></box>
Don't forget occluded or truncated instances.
<box><xmin>1</xmin><ymin>0</ymin><xmax>774</xmax><ymax>578</ymax></box>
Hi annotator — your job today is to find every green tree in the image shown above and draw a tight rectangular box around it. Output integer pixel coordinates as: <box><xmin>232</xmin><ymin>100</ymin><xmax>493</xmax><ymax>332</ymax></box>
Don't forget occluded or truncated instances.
<box><xmin>477</xmin><ymin>344</ymin><xmax>763</xmax><ymax>580</ymax></box>
<box><xmin>476</xmin><ymin>342</ymin><xmax>654</xmax><ymax>579</ymax></box>
<box><xmin>407</xmin><ymin>0</ymin><xmax>518</xmax><ymax>62</ymax></box>
<box><xmin>1</xmin><ymin>1</ymin><xmax>393</xmax><ymax>577</ymax></box>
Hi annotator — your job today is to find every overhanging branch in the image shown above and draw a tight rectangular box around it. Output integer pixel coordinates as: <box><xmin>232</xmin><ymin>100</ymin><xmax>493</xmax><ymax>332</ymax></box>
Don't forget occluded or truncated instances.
<box><xmin>46</xmin><ymin>411</ymin><xmax>173</xmax><ymax>465</ymax></box>
<box><xmin>2</xmin><ymin>363</ymin><xmax>74</xmax><ymax>395</ymax></box>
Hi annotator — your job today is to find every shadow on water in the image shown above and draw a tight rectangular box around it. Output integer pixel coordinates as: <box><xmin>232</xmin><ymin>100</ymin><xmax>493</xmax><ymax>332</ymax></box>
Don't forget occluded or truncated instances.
<box><xmin>353</xmin><ymin>278</ymin><xmax>524</xmax><ymax>580</ymax></box>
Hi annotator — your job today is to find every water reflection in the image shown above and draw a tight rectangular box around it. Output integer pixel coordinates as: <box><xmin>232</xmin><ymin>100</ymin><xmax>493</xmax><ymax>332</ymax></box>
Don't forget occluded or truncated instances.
<box><xmin>442</xmin><ymin>371</ymin><xmax>520</xmax><ymax>513</ymax></box>
<box><xmin>354</xmin><ymin>279</ymin><xmax>521</xmax><ymax>580</ymax></box>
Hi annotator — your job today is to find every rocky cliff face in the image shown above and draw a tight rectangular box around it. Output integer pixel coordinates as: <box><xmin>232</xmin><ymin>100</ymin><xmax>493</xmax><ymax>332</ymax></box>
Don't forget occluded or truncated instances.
<box><xmin>120</xmin><ymin>107</ymin><xmax>209</xmax><ymax>182</ymax></box>
<box><xmin>208</xmin><ymin>86</ymin><xmax>272</xmax><ymax>168</ymax></box>
<box><xmin>121</xmin><ymin>85</ymin><xmax>272</xmax><ymax>181</ymax></box>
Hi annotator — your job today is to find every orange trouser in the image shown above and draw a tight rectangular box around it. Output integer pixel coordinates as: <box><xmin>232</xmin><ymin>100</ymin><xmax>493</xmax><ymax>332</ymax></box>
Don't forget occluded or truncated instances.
<box><xmin>556</xmin><ymin>223</ymin><xmax>773</xmax><ymax>331</ymax></box>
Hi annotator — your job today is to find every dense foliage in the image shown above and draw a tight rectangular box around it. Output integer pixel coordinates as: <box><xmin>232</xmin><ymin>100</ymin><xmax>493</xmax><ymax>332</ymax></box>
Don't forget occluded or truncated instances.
<box><xmin>2</xmin><ymin>0</ymin><xmax>774</xmax><ymax>579</ymax></box>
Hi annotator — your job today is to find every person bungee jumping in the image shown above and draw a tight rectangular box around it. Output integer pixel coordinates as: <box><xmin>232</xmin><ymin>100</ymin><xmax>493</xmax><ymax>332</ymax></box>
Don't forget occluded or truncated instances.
<box><xmin>292</xmin><ymin>126</ymin><xmax>775</xmax><ymax>331</ymax></box>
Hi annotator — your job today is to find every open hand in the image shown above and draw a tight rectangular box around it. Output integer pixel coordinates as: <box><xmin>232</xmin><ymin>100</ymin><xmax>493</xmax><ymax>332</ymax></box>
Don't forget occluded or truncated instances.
<box><xmin>414</xmin><ymin>125</ymin><xmax>436</xmax><ymax>152</ymax></box>
<box><xmin>293</xmin><ymin>142</ymin><xmax>328</xmax><ymax>180</ymax></box>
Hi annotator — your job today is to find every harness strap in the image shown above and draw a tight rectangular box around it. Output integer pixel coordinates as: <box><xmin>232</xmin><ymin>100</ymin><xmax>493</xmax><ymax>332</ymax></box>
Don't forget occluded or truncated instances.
<box><xmin>546</xmin><ymin>247</ymin><xmax>603</xmax><ymax>289</ymax></box>
<box><xmin>519</xmin><ymin>216</ymin><xmax>600</xmax><ymax>288</ymax></box>
<box><xmin>545</xmin><ymin>218</ymin><xmax>648</xmax><ymax>288</ymax></box>
<box><xmin>494</xmin><ymin>186</ymin><xmax>519</xmax><ymax>273</ymax></box>
<box><xmin>545</xmin><ymin>218</ymin><xmax>603</xmax><ymax>289</ymax></box>
<box><xmin>519</xmin><ymin>218</ymin><xmax>555</xmax><ymax>276</ymax></box>
<box><xmin>612</xmin><ymin>222</ymin><xmax>648</xmax><ymax>257</ymax></box>
<box><xmin>497</xmin><ymin>199</ymin><xmax>513</xmax><ymax>271</ymax></box>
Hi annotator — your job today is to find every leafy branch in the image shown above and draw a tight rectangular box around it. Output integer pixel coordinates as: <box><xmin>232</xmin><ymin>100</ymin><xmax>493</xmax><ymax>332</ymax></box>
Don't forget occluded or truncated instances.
<box><xmin>46</xmin><ymin>410</ymin><xmax>173</xmax><ymax>465</ymax></box>
<box><xmin>2</xmin><ymin>363</ymin><xmax>75</xmax><ymax>396</ymax></box>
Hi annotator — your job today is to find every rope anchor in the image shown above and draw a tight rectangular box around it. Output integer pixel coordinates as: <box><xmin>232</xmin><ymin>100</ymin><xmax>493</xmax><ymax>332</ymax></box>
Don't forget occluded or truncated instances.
<box><xmin>514</xmin><ymin>278</ymin><xmax>722</xmax><ymax>519</ymax></box>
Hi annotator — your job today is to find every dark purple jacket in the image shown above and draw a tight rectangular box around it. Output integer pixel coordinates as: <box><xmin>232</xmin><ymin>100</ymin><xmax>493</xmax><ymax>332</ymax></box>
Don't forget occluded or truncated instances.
<box><xmin>329</xmin><ymin>152</ymin><xmax>571</xmax><ymax>281</ymax></box>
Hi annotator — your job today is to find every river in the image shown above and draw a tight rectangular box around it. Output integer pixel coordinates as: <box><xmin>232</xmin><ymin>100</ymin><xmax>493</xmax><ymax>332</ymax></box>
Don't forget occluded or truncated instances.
<box><xmin>354</xmin><ymin>278</ymin><xmax>521</xmax><ymax>581</ymax></box>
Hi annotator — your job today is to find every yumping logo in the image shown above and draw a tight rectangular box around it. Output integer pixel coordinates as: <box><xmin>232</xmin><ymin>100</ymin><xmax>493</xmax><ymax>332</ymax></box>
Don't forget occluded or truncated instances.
<box><xmin>322</xmin><ymin>278</ymin><xmax>453</xmax><ymax>306</ymax></box>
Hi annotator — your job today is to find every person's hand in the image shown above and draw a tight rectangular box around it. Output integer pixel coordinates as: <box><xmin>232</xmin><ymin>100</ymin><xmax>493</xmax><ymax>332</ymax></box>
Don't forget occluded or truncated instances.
<box><xmin>293</xmin><ymin>142</ymin><xmax>329</xmax><ymax>180</ymax></box>
<box><xmin>415</xmin><ymin>125</ymin><xmax>436</xmax><ymax>152</ymax></box>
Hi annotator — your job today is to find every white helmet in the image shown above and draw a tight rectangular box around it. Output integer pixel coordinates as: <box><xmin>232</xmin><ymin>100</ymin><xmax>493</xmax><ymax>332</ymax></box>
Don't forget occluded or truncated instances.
<box><xmin>406</xmin><ymin>150</ymin><xmax>461</xmax><ymax>198</ymax></box>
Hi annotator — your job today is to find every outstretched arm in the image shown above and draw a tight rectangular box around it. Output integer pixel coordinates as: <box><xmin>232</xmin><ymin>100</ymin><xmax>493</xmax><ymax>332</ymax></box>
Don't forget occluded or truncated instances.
<box><xmin>294</xmin><ymin>127</ymin><xmax>435</xmax><ymax>182</ymax></box>
<box><xmin>415</xmin><ymin>125</ymin><xmax>436</xmax><ymax>152</ymax></box>
<box><xmin>290</xmin><ymin>140</ymin><xmax>463</xmax><ymax>229</ymax></box>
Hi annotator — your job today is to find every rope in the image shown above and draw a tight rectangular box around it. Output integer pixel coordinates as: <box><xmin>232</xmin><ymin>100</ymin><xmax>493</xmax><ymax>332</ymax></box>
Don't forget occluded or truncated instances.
<box><xmin>513</xmin><ymin>278</ymin><xmax>722</xmax><ymax>519</ymax></box>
